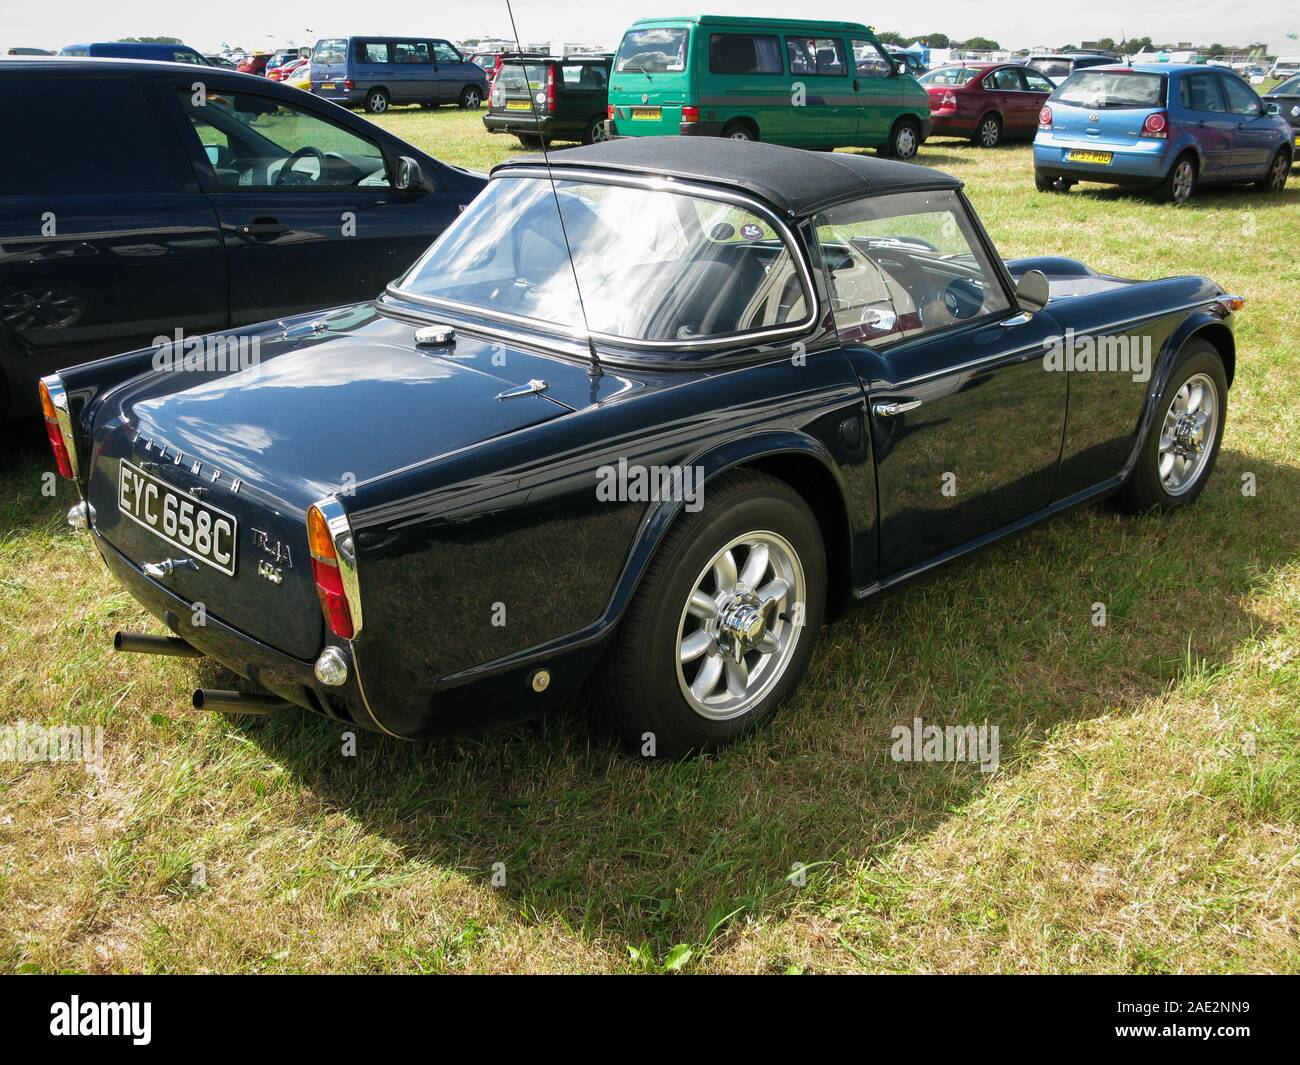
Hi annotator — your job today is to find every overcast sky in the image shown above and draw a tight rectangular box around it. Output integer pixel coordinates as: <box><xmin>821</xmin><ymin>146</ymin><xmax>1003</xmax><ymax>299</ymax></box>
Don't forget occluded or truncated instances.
<box><xmin>3</xmin><ymin>0</ymin><xmax>1294</xmax><ymax>54</ymax></box>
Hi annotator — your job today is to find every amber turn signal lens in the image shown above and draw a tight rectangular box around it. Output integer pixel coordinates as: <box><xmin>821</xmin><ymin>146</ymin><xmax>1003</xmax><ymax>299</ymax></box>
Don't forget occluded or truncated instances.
<box><xmin>38</xmin><ymin>379</ymin><xmax>75</xmax><ymax>480</ymax></box>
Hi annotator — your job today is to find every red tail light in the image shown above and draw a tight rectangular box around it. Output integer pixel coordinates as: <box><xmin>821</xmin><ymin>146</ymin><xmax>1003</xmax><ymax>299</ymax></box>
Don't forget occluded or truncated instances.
<box><xmin>307</xmin><ymin>504</ymin><xmax>355</xmax><ymax>639</ymax></box>
<box><xmin>1141</xmin><ymin>111</ymin><xmax>1168</xmax><ymax>138</ymax></box>
<box><xmin>38</xmin><ymin>378</ymin><xmax>75</xmax><ymax>479</ymax></box>
<box><xmin>1039</xmin><ymin>105</ymin><xmax>1053</xmax><ymax>127</ymax></box>
<box><xmin>343</xmin><ymin>79</ymin><xmax>355</xmax><ymax>90</ymax></box>
<box><xmin>681</xmin><ymin>105</ymin><xmax>700</xmax><ymax>123</ymax></box>
<box><xmin>607</xmin><ymin>104</ymin><xmax>615</xmax><ymax>120</ymax></box>
<box><xmin>545</xmin><ymin>64</ymin><xmax>556</xmax><ymax>113</ymax></box>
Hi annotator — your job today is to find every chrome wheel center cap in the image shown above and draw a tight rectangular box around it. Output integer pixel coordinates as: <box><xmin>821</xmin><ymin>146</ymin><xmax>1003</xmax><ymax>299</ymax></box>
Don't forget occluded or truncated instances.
<box><xmin>718</xmin><ymin>591</ymin><xmax>773</xmax><ymax>663</ymax></box>
<box><xmin>1174</xmin><ymin>412</ymin><xmax>1208</xmax><ymax>453</ymax></box>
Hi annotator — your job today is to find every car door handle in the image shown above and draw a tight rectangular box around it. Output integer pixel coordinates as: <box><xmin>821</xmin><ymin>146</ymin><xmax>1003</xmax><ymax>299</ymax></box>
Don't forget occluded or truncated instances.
<box><xmin>872</xmin><ymin>399</ymin><xmax>922</xmax><ymax>417</ymax></box>
<box><xmin>237</xmin><ymin>220</ymin><xmax>290</xmax><ymax>238</ymax></box>
<box><xmin>852</xmin><ymin>79</ymin><xmax>860</xmax><ymax>91</ymax></box>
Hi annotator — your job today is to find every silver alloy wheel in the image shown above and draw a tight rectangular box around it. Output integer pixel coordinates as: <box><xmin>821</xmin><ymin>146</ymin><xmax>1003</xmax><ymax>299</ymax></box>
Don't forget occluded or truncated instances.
<box><xmin>1158</xmin><ymin>372</ymin><xmax>1219</xmax><ymax>496</ymax></box>
<box><xmin>895</xmin><ymin>125</ymin><xmax>918</xmax><ymax>158</ymax></box>
<box><xmin>1171</xmin><ymin>159</ymin><xmax>1195</xmax><ymax>202</ymax></box>
<box><xmin>727</xmin><ymin>128</ymin><xmax>753</xmax><ymax>140</ymax></box>
<box><xmin>979</xmin><ymin>117</ymin><xmax>999</xmax><ymax>147</ymax></box>
<box><xmin>590</xmin><ymin>118</ymin><xmax>610</xmax><ymax>142</ymax></box>
<box><xmin>1267</xmin><ymin>153</ymin><xmax>1288</xmax><ymax>190</ymax></box>
<box><xmin>463</xmin><ymin>87</ymin><xmax>481</xmax><ymax>108</ymax></box>
<box><xmin>369</xmin><ymin>93</ymin><xmax>388</xmax><ymax>113</ymax></box>
<box><xmin>675</xmin><ymin>531</ymin><xmax>805</xmax><ymax>721</ymax></box>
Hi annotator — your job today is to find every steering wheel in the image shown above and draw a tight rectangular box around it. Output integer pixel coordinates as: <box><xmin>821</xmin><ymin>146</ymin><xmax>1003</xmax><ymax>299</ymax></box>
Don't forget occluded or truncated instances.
<box><xmin>871</xmin><ymin>250</ymin><xmax>943</xmax><ymax>327</ymax></box>
<box><xmin>274</xmin><ymin>145</ymin><xmax>325</xmax><ymax>186</ymax></box>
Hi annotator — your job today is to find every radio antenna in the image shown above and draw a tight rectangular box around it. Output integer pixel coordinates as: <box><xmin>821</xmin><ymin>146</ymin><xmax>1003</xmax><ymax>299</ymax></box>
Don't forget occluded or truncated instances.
<box><xmin>503</xmin><ymin>0</ymin><xmax>603</xmax><ymax>379</ymax></box>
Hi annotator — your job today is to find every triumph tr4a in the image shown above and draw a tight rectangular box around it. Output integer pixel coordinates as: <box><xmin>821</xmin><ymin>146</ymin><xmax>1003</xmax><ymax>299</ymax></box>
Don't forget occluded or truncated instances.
<box><xmin>43</xmin><ymin>138</ymin><xmax>1242</xmax><ymax>755</ymax></box>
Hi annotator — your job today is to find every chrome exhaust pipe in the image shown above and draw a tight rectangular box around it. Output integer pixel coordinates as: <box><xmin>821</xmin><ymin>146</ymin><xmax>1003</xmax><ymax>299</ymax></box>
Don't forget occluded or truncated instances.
<box><xmin>192</xmin><ymin>688</ymin><xmax>290</xmax><ymax>715</ymax></box>
<box><xmin>114</xmin><ymin>631</ymin><xmax>204</xmax><ymax>658</ymax></box>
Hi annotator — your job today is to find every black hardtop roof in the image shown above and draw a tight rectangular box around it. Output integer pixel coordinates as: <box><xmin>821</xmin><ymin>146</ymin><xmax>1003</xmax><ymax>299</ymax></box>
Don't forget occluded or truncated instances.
<box><xmin>492</xmin><ymin>136</ymin><xmax>961</xmax><ymax>216</ymax></box>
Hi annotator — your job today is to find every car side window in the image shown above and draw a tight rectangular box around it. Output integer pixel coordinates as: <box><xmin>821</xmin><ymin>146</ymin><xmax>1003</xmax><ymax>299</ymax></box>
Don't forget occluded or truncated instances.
<box><xmin>432</xmin><ymin>41</ymin><xmax>462</xmax><ymax>63</ymax></box>
<box><xmin>176</xmin><ymin>89</ymin><xmax>391</xmax><ymax>189</ymax></box>
<box><xmin>850</xmin><ymin>39</ymin><xmax>891</xmax><ymax>79</ymax></box>
<box><xmin>357</xmin><ymin>41</ymin><xmax>391</xmax><ymax>64</ymax></box>
<box><xmin>1022</xmin><ymin>69</ymin><xmax>1055</xmax><ymax>92</ymax></box>
<box><xmin>816</xmin><ymin>190</ymin><xmax>1012</xmax><ymax>348</ymax></box>
<box><xmin>1181</xmin><ymin>74</ymin><xmax>1226</xmax><ymax>112</ymax></box>
<box><xmin>562</xmin><ymin>63</ymin><xmax>609</xmax><ymax>89</ymax></box>
<box><xmin>989</xmin><ymin>68</ymin><xmax>1026</xmax><ymax>90</ymax></box>
<box><xmin>709</xmin><ymin>33</ymin><xmax>783</xmax><ymax>74</ymax></box>
<box><xmin>786</xmin><ymin>37</ymin><xmax>846</xmax><ymax>76</ymax></box>
<box><xmin>394</xmin><ymin>42</ymin><xmax>430</xmax><ymax>65</ymax></box>
<box><xmin>1219</xmin><ymin>76</ymin><xmax>1261</xmax><ymax>116</ymax></box>
<box><xmin>0</xmin><ymin>76</ymin><xmax>181</xmax><ymax>194</ymax></box>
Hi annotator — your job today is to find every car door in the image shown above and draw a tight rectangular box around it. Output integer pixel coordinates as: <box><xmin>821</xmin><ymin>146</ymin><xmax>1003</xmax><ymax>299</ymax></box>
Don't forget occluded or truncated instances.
<box><xmin>987</xmin><ymin>67</ymin><xmax>1037</xmax><ymax>135</ymax></box>
<box><xmin>431</xmin><ymin>39</ymin><xmax>473</xmax><ymax>102</ymax></box>
<box><xmin>391</xmin><ymin>40</ymin><xmax>435</xmax><ymax>104</ymax></box>
<box><xmin>849</xmin><ymin>38</ymin><xmax>900</xmax><ymax>146</ymax></box>
<box><xmin>816</xmin><ymin>189</ymin><xmax>1067</xmax><ymax>575</ymax></box>
<box><xmin>1179</xmin><ymin>73</ymin><xmax>1235</xmax><ymax>177</ymax></box>
<box><xmin>0</xmin><ymin>72</ymin><xmax>226</xmax><ymax>415</ymax></box>
<box><xmin>785</xmin><ymin>36</ymin><xmax>855</xmax><ymax>146</ymax></box>
<box><xmin>1218</xmin><ymin>73</ymin><xmax>1275</xmax><ymax>174</ymax></box>
<box><xmin>158</xmin><ymin>78</ymin><xmax>455</xmax><ymax>324</ymax></box>
<box><xmin>1020</xmin><ymin>66</ymin><xmax>1057</xmax><ymax>117</ymax></box>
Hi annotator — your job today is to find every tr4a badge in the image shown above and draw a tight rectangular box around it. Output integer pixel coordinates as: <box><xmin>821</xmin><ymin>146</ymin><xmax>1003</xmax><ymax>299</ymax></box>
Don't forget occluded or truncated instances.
<box><xmin>251</xmin><ymin>528</ymin><xmax>293</xmax><ymax>585</ymax></box>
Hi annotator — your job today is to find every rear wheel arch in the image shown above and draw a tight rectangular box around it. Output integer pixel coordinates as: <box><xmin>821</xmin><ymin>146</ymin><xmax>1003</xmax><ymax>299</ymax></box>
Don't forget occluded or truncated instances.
<box><xmin>721</xmin><ymin>116</ymin><xmax>759</xmax><ymax>140</ymax></box>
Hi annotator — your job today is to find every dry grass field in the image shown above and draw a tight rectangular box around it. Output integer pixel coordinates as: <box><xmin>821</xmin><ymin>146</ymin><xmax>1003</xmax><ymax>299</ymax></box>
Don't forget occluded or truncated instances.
<box><xmin>1</xmin><ymin>106</ymin><xmax>1296</xmax><ymax>973</ymax></box>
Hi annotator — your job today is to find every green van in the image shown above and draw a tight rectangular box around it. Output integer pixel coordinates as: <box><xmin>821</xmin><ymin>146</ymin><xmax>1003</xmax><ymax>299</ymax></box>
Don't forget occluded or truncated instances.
<box><xmin>607</xmin><ymin>16</ymin><xmax>932</xmax><ymax>158</ymax></box>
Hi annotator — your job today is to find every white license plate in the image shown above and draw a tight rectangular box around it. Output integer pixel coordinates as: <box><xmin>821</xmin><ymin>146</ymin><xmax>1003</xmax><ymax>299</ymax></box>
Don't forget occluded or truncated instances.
<box><xmin>118</xmin><ymin>459</ymin><xmax>238</xmax><ymax>576</ymax></box>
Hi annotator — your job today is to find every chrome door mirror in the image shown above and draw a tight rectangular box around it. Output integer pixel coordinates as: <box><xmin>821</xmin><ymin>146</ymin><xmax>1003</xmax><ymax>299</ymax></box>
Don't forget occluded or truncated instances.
<box><xmin>1014</xmin><ymin>269</ymin><xmax>1050</xmax><ymax>313</ymax></box>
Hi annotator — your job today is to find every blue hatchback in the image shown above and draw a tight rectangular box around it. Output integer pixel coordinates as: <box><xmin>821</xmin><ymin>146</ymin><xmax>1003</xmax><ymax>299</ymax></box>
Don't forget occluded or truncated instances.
<box><xmin>1033</xmin><ymin>64</ymin><xmax>1293</xmax><ymax>202</ymax></box>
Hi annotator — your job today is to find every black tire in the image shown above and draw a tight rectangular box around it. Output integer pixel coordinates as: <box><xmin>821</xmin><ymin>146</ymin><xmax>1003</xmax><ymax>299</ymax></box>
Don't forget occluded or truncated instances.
<box><xmin>1159</xmin><ymin>152</ymin><xmax>1197</xmax><ymax>204</ymax></box>
<box><xmin>364</xmin><ymin>89</ymin><xmax>389</xmax><ymax>115</ymax></box>
<box><xmin>582</xmin><ymin>115</ymin><xmax>610</xmax><ymax>145</ymax></box>
<box><xmin>721</xmin><ymin>119</ymin><xmax>757</xmax><ymax>141</ymax></box>
<box><xmin>973</xmin><ymin>112</ymin><xmax>1002</xmax><ymax>148</ymax></box>
<box><xmin>599</xmin><ymin>469</ymin><xmax>826</xmax><ymax>757</ymax></box>
<box><xmin>1256</xmin><ymin>148</ymin><xmax>1291</xmax><ymax>192</ymax></box>
<box><xmin>459</xmin><ymin>85</ymin><xmax>483</xmax><ymax>109</ymax></box>
<box><xmin>1114</xmin><ymin>339</ymin><xmax>1227</xmax><ymax>513</ymax></box>
<box><xmin>881</xmin><ymin>118</ymin><xmax>921</xmax><ymax>161</ymax></box>
<box><xmin>514</xmin><ymin>133</ymin><xmax>544</xmax><ymax>149</ymax></box>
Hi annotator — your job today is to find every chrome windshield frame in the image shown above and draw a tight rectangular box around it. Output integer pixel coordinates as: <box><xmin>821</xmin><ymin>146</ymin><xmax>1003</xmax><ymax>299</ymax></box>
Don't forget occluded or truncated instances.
<box><xmin>387</xmin><ymin>167</ymin><xmax>820</xmax><ymax>355</ymax></box>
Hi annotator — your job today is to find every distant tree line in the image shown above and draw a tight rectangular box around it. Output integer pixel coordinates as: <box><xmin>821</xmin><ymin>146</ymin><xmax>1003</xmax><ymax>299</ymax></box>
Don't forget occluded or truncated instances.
<box><xmin>875</xmin><ymin>31</ymin><xmax>1273</xmax><ymax>54</ymax></box>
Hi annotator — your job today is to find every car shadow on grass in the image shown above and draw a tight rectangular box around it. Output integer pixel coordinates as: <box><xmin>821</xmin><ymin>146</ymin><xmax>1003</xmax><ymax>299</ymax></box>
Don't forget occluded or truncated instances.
<box><xmin>224</xmin><ymin>446</ymin><xmax>1299</xmax><ymax>966</ymax></box>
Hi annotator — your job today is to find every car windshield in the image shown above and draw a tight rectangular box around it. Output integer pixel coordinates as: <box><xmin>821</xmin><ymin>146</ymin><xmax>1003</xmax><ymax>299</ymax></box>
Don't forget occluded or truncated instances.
<box><xmin>313</xmin><ymin>39</ymin><xmax>346</xmax><ymax>63</ymax></box>
<box><xmin>1054</xmin><ymin>70</ymin><xmax>1165</xmax><ymax>108</ymax></box>
<box><xmin>397</xmin><ymin>175</ymin><xmax>810</xmax><ymax>344</ymax></box>
<box><xmin>919</xmin><ymin>66</ymin><xmax>982</xmax><ymax>86</ymax></box>
<box><xmin>1028</xmin><ymin>59</ymin><xmax>1072</xmax><ymax>79</ymax></box>
<box><xmin>615</xmin><ymin>27</ymin><xmax>689</xmax><ymax>73</ymax></box>
<box><xmin>1273</xmin><ymin>73</ymin><xmax>1300</xmax><ymax>95</ymax></box>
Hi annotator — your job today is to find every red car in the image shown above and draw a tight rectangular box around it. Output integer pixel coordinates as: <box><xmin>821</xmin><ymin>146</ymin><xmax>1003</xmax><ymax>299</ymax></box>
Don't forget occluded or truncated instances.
<box><xmin>268</xmin><ymin>57</ymin><xmax>306</xmax><ymax>82</ymax></box>
<box><xmin>918</xmin><ymin>62</ymin><xmax>1056</xmax><ymax>147</ymax></box>
<box><xmin>236</xmin><ymin>52</ymin><xmax>270</xmax><ymax>76</ymax></box>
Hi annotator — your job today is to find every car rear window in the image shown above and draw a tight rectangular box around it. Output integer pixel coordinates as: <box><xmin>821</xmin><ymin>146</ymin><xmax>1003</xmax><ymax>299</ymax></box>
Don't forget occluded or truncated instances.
<box><xmin>496</xmin><ymin>62</ymin><xmax>553</xmax><ymax>92</ymax></box>
<box><xmin>313</xmin><ymin>39</ymin><xmax>346</xmax><ymax>64</ymax></box>
<box><xmin>1054</xmin><ymin>70</ymin><xmax>1166</xmax><ymax>108</ymax></box>
<box><xmin>919</xmin><ymin>66</ymin><xmax>982</xmax><ymax>86</ymax></box>
<box><xmin>1028</xmin><ymin>58</ymin><xmax>1072</xmax><ymax>79</ymax></box>
<box><xmin>615</xmin><ymin>27</ymin><xmax>689</xmax><ymax>73</ymax></box>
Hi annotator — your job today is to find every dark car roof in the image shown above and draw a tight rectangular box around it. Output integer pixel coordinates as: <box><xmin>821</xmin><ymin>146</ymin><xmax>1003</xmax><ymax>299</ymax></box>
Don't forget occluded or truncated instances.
<box><xmin>0</xmin><ymin>57</ymin><xmax>270</xmax><ymax>78</ymax></box>
<box><xmin>493</xmin><ymin>137</ymin><xmax>960</xmax><ymax>216</ymax></box>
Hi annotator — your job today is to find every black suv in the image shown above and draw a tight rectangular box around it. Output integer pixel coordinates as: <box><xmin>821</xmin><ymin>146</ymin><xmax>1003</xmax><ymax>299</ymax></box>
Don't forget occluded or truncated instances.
<box><xmin>0</xmin><ymin>59</ymin><xmax>486</xmax><ymax>418</ymax></box>
<box><xmin>483</xmin><ymin>55</ymin><xmax>613</xmax><ymax>147</ymax></box>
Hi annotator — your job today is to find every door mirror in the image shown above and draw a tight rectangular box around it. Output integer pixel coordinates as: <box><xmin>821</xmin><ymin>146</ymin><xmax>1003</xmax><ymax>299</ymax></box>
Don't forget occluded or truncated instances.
<box><xmin>1014</xmin><ymin>269</ymin><xmax>1050</xmax><ymax>313</ymax></box>
<box><xmin>395</xmin><ymin>155</ymin><xmax>433</xmax><ymax>194</ymax></box>
<box><xmin>896</xmin><ymin>62</ymin><xmax>908</xmax><ymax>76</ymax></box>
<box><xmin>1264</xmin><ymin>101</ymin><xmax>1280</xmax><ymax>115</ymax></box>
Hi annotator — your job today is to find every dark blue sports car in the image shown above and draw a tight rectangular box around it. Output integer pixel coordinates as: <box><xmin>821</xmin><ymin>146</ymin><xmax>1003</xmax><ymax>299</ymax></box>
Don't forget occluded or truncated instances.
<box><xmin>44</xmin><ymin>138</ymin><xmax>1243</xmax><ymax>755</ymax></box>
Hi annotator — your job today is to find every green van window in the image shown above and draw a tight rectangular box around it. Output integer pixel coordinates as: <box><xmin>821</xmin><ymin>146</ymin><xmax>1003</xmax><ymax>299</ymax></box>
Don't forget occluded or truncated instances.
<box><xmin>615</xmin><ymin>27</ymin><xmax>690</xmax><ymax>73</ymax></box>
<box><xmin>709</xmin><ymin>34</ymin><xmax>783</xmax><ymax>75</ymax></box>
<box><xmin>786</xmin><ymin>38</ymin><xmax>846</xmax><ymax>77</ymax></box>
